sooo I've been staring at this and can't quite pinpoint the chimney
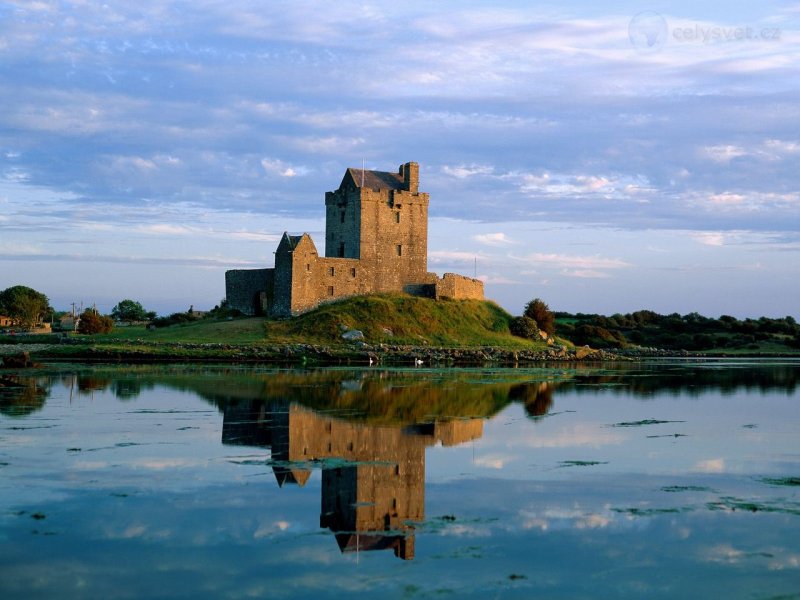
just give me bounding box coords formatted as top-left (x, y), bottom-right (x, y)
top-left (400, 162), bottom-right (419, 193)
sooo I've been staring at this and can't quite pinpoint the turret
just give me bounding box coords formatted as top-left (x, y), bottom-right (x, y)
top-left (400, 162), bottom-right (419, 193)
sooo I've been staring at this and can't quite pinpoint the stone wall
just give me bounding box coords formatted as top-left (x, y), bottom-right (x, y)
top-left (434, 273), bottom-right (485, 301)
top-left (288, 252), bottom-right (371, 316)
top-left (325, 186), bottom-right (362, 259)
top-left (226, 161), bottom-right (484, 317)
top-left (225, 268), bottom-right (274, 316)
top-left (357, 188), bottom-right (429, 291)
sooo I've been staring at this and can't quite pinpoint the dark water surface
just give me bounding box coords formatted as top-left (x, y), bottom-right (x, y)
top-left (1, 360), bottom-right (799, 599)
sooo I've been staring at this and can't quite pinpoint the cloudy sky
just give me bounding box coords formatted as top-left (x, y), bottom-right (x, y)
top-left (1, 0), bottom-right (798, 317)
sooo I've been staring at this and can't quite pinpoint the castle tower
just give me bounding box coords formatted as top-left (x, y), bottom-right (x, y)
top-left (225, 160), bottom-right (483, 317)
top-left (325, 162), bottom-right (429, 291)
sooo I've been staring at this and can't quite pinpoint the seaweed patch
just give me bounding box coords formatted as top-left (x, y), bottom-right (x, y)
top-left (611, 419), bottom-right (685, 427)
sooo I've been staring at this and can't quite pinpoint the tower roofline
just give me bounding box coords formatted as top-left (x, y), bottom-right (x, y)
top-left (339, 161), bottom-right (419, 193)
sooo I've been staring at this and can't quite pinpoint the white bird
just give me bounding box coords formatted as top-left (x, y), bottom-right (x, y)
top-left (368, 356), bottom-right (374, 366)
top-left (415, 358), bottom-right (424, 366)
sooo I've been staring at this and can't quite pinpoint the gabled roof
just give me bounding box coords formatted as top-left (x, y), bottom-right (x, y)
top-left (283, 234), bottom-right (305, 250)
top-left (273, 466), bottom-right (311, 487)
top-left (276, 232), bottom-right (318, 254)
top-left (344, 168), bottom-right (405, 191)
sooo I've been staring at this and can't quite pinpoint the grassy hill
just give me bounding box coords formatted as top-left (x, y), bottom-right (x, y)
top-left (270, 294), bottom-right (539, 348)
top-left (60, 294), bottom-right (550, 350)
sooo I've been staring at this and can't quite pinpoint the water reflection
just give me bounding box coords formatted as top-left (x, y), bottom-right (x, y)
top-left (4, 360), bottom-right (798, 420)
top-left (2, 362), bottom-right (800, 598)
top-left (222, 400), bottom-right (482, 559)
top-left (0, 375), bottom-right (49, 417)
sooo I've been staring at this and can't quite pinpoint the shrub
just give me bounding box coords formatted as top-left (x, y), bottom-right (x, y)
top-left (523, 298), bottom-right (555, 335)
top-left (77, 310), bottom-right (113, 334)
top-left (572, 324), bottom-right (627, 348)
top-left (509, 316), bottom-right (540, 339)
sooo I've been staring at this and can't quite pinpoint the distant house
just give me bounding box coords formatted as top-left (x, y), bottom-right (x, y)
top-left (0, 315), bottom-right (12, 327)
top-left (59, 314), bottom-right (79, 331)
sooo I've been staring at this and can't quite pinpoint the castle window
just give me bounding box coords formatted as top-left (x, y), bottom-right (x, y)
top-left (340, 211), bottom-right (345, 224)
top-left (328, 286), bottom-right (334, 296)
top-left (339, 242), bottom-right (345, 257)
top-left (396, 244), bottom-right (402, 256)
top-left (328, 266), bottom-right (335, 276)
top-left (306, 264), bottom-right (311, 271)
top-left (350, 267), bottom-right (356, 277)
top-left (395, 212), bottom-right (400, 224)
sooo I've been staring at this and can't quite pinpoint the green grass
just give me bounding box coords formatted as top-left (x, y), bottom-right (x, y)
top-left (268, 294), bottom-right (543, 348)
top-left (87, 318), bottom-right (269, 344)
top-left (55, 294), bottom-right (547, 350)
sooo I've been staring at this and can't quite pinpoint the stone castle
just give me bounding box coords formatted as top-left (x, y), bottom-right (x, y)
top-left (222, 400), bottom-right (484, 560)
top-left (225, 161), bottom-right (484, 317)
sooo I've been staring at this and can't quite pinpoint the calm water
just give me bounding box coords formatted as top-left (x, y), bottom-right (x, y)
top-left (1, 361), bottom-right (799, 599)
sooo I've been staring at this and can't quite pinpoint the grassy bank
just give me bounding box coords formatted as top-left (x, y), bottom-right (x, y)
top-left (5, 295), bottom-right (569, 364)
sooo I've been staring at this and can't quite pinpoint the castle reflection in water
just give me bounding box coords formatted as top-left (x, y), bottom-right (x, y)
top-left (221, 400), bottom-right (483, 560)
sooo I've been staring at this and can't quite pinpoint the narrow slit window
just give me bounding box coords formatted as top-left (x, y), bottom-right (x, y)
top-left (396, 244), bottom-right (402, 256)
top-left (328, 266), bottom-right (335, 276)
top-left (328, 286), bottom-right (334, 296)
top-left (340, 211), bottom-right (345, 224)
top-left (350, 267), bottom-right (356, 277)
top-left (339, 242), bottom-right (345, 257)
top-left (306, 263), bottom-right (311, 271)
top-left (395, 212), bottom-right (400, 224)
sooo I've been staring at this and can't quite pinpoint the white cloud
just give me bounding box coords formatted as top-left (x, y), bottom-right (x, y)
top-left (707, 192), bottom-right (746, 206)
top-left (254, 520), bottom-right (291, 539)
top-left (519, 506), bottom-right (615, 533)
top-left (518, 253), bottom-right (631, 271)
top-left (478, 274), bottom-right (520, 285)
top-left (768, 553), bottom-right (800, 571)
top-left (473, 232), bottom-right (514, 246)
top-left (429, 250), bottom-right (486, 264)
top-left (576, 514), bottom-right (611, 529)
top-left (693, 458), bottom-right (725, 473)
top-left (702, 145), bottom-right (747, 163)
top-left (474, 454), bottom-right (511, 469)
top-left (692, 232), bottom-right (726, 246)
top-left (516, 171), bottom-right (652, 200)
top-left (514, 424), bottom-right (624, 449)
top-left (138, 224), bottom-right (194, 235)
top-left (703, 544), bottom-right (747, 564)
top-left (701, 139), bottom-right (800, 165)
top-left (261, 157), bottom-right (308, 178)
top-left (284, 136), bottom-right (365, 154)
top-left (229, 231), bottom-right (282, 242)
top-left (442, 164), bottom-right (494, 179)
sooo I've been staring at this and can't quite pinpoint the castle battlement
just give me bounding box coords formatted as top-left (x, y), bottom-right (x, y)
top-left (226, 161), bottom-right (484, 316)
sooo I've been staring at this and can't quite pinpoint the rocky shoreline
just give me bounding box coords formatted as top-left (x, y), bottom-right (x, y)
top-left (3, 339), bottom-right (796, 368)
top-left (2, 339), bottom-right (626, 367)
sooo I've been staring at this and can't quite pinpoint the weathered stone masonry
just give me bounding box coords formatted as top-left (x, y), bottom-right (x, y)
top-left (226, 162), bottom-right (484, 316)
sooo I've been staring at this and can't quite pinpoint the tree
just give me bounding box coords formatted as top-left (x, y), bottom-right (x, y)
top-left (0, 285), bottom-right (50, 329)
top-left (111, 299), bottom-right (151, 323)
top-left (523, 298), bottom-right (555, 335)
top-left (77, 309), bottom-right (114, 334)
top-left (509, 316), bottom-right (540, 339)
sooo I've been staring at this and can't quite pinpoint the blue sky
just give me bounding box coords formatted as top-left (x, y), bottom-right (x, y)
top-left (1, 1), bottom-right (798, 317)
